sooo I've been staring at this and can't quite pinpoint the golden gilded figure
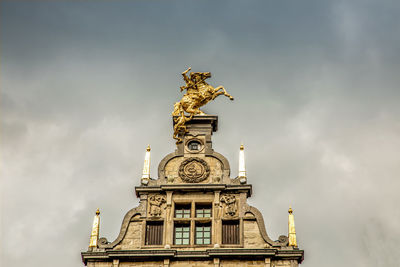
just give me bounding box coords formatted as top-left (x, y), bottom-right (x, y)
top-left (172, 67), bottom-right (234, 143)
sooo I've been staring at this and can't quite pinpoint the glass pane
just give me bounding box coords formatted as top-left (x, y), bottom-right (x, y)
top-left (204, 232), bottom-right (210, 238)
top-left (196, 239), bottom-right (203, 244)
top-left (175, 224), bottom-right (190, 245)
top-left (196, 205), bottom-right (212, 218)
top-left (175, 205), bottom-right (191, 218)
top-left (204, 238), bottom-right (210, 244)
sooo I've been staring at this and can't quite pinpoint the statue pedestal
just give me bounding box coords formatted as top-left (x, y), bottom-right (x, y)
top-left (173, 115), bottom-right (218, 154)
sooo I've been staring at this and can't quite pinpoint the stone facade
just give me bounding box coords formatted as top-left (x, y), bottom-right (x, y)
top-left (82, 116), bottom-right (304, 266)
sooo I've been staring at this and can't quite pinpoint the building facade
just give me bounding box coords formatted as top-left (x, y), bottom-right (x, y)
top-left (81, 115), bottom-right (304, 267)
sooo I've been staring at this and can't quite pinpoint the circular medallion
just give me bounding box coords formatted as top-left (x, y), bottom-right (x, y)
top-left (179, 157), bottom-right (210, 183)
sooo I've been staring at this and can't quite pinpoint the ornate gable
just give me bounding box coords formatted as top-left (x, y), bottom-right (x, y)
top-left (81, 69), bottom-right (304, 267)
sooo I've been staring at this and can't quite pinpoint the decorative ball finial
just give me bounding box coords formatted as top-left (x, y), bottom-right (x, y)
top-left (240, 144), bottom-right (244, 150)
top-left (146, 144), bottom-right (151, 152)
top-left (96, 208), bottom-right (100, 215)
top-left (288, 206), bottom-right (293, 214)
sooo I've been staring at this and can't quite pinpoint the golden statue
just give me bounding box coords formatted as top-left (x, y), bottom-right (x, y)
top-left (172, 67), bottom-right (234, 143)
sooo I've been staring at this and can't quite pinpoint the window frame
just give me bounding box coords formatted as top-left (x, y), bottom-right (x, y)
top-left (173, 201), bottom-right (213, 247)
top-left (222, 219), bottom-right (240, 245)
top-left (173, 222), bottom-right (191, 245)
top-left (195, 203), bottom-right (212, 218)
top-left (174, 203), bottom-right (191, 219)
top-left (145, 220), bottom-right (164, 246)
top-left (195, 222), bottom-right (212, 245)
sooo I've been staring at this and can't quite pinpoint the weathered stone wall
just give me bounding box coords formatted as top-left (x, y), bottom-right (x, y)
top-left (87, 259), bottom-right (298, 267)
top-left (272, 260), bottom-right (298, 267)
top-left (119, 261), bottom-right (163, 267)
top-left (114, 221), bottom-right (142, 250)
top-left (112, 192), bottom-right (275, 251)
top-left (170, 260), bottom-right (214, 266)
top-left (220, 260), bottom-right (265, 267)
top-left (243, 220), bottom-right (267, 248)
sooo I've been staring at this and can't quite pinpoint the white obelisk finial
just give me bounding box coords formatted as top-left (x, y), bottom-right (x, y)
top-left (288, 206), bottom-right (297, 247)
top-left (89, 208), bottom-right (100, 250)
top-left (141, 145), bottom-right (151, 185)
top-left (239, 144), bottom-right (246, 184)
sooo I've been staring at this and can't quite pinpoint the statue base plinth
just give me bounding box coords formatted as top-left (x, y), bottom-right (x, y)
top-left (172, 115), bottom-right (218, 132)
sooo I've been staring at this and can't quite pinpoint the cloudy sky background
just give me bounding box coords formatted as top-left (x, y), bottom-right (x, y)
top-left (1, 1), bottom-right (400, 266)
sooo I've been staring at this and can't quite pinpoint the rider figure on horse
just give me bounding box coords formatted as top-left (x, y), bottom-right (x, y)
top-left (172, 67), bottom-right (234, 143)
top-left (180, 67), bottom-right (205, 102)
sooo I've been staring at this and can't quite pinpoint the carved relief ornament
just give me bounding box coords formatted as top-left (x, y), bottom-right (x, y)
top-left (178, 157), bottom-right (210, 183)
top-left (220, 194), bottom-right (237, 217)
top-left (148, 194), bottom-right (166, 217)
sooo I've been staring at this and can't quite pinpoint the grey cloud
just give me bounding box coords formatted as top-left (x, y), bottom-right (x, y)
top-left (2, 1), bottom-right (400, 267)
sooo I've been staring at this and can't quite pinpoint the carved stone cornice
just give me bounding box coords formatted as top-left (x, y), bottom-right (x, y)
top-left (82, 248), bottom-right (304, 265)
top-left (135, 184), bottom-right (252, 197)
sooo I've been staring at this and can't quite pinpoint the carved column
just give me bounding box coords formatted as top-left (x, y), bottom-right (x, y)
top-left (213, 258), bottom-right (220, 267)
top-left (264, 258), bottom-right (271, 267)
top-left (140, 194), bottom-right (148, 217)
top-left (214, 191), bottom-right (221, 245)
top-left (239, 192), bottom-right (247, 217)
top-left (165, 191), bottom-right (173, 246)
top-left (112, 259), bottom-right (119, 267)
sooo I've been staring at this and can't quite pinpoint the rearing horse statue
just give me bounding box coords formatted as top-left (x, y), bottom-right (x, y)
top-left (172, 67), bottom-right (234, 143)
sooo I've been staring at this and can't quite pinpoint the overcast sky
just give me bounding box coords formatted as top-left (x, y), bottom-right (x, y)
top-left (1, 1), bottom-right (400, 266)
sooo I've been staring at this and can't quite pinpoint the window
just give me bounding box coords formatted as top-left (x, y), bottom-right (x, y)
top-left (196, 204), bottom-right (212, 218)
top-left (173, 202), bottom-right (213, 246)
top-left (222, 220), bottom-right (240, 244)
top-left (174, 223), bottom-right (190, 245)
top-left (195, 223), bottom-right (211, 244)
top-left (187, 140), bottom-right (201, 151)
top-left (175, 204), bottom-right (191, 218)
top-left (145, 221), bottom-right (163, 245)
